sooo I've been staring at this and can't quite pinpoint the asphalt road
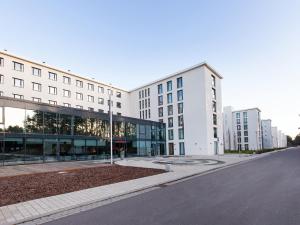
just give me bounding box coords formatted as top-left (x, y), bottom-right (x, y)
top-left (45, 148), bottom-right (300, 225)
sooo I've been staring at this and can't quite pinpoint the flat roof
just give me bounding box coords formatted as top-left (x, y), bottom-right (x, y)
top-left (232, 107), bottom-right (261, 113)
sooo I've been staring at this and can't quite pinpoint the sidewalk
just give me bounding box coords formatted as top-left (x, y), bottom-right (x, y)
top-left (0, 152), bottom-right (275, 225)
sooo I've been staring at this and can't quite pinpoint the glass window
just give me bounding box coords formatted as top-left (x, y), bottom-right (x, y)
top-left (212, 101), bottom-right (216, 113)
top-left (244, 131), bottom-right (248, 136)
top-left (179, 128), bottom-right (184, 140)
top-left (63, 103), bottom-right (71, 107)
top-left (4, 107), bottom-right (25, 133)
top-left (167, 93), bottom-right (173, 104)
top-left (98, 98), bottom-right (104, 104)
top-left (243, 112), bottom-right (248, 118)
top-left (158, 95), bottom-right (163, 105)
top-left (48, 86), bottom-right (57, 95)
top-left (32, 97), bottom-right (41, 102)
top-left (177, 90), bottom-right (183, 101)
top-left (63, 89), bottom-right (71, 98)
top-left (142, 90), bottom-right (144, 98)
top-left (0, 57), bottom-right (3, 66)
top-left (0, 74), bottom-right (3, 83)
top-left (147, 88), bottom-right (150, 96)
top-left (13, 61), bottom-right (24, 72)
top-left (76, 105), bottom-right (83, 109)
top-left (88, 107), bottom-right (94, 111)
top-left (168, 105), bottom-right (173, 116)
top-left (244, 137), bottom-right (248, 143)
top-left (13, 78), bottom-right (24, 88)
top-left (13, 94), bottom-right (23, 99)
top-left (167, 81), bottom-right (172, 92)
top-left (58, 114), bottom-right (72, 135)
top-left (107, 100), bottom-right (113, 106)
top-left (177, 77), bottom-right (183, 89)
top-left (245, 144), bottom-right (249, 150)
top-left (178, 102), bottom-right (183, 114)
top-left (116, 92), bottom-right (121, 98)
top-left (237, 118), bottom-right (240, 124)
top-left (98, 86), bottom-right (104, 93)
top-left (168, 129), bottom-right (174, 140)
top-left (237, 125), bottom-right (241, 130)
top-left (63, 76), bottom-right (71, 84)
top-left (212, 88), bottom-right (216, 100)
top-left (139, 91), bottom-right (141, 99)
top-left (108, 89), bottom-right (113, 95)
top-left (158, 84), bottom-right (163, 94)
top-left (44, 112), bottom-right (57, 134)
top-left (76, 80), bottom-right (83, 88)
top-left (179, 142), bottom-right (185, 155)
top-left (0, 91), bottom-right (3, 96)
top-left (244, 125), bottom-right (248, 130)
top-left (26, 138), bottom-right (43, 162)
top-left (32, 67), bottom-right (41, 76)
top-left (48, 100), bottom-right (57, 105)
top-left (148, 98), bottom-right (150, 107)
top-left (48, 72), bottom-right (57, 81)
top-left (88, 95), bottom-right (94, 102)
top-left (88, 83), bottom-right (94, 91)
top-left (148, 109), bottom-right (151, 118)
top-left (237, 131), bottom-right (241, 136)
top-left (213, 127), bottom-right (218, 138)
top-left (76, 92), bottom-right (83, 100)
top-left (116, 102), bottom-right (121, 108)
top-left (32, 82), bottom-right (41, 92)
top-left (178, 115), bottom-right (184, 127)
top-left (236, 113), bottom-right (240, 118)
top-left (211, 75), bottom-right (216, 87)
top-left (213, 114), bottom-right (217, 125)
top-left (168, 117), bottom-right (173, 128)
top-left (158, 107), bottom-right (163, 117)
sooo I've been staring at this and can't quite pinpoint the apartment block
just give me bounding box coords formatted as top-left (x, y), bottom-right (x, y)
top-left (261, 119), bottom-right (273, 149)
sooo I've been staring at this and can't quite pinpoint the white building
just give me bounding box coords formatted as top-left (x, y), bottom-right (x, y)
top-left (223, 107), bottom-right (262, 151)
top-left (271, 126), bottom-right (279, 148)
top-left (261, 119), bottom-right (273, 149)
top-left (0, 51), bottom-right (223, 156)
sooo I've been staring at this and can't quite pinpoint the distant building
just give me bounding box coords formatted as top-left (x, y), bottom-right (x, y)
top-left (261, 120), bottom-right (273, 149)
top-left (271, 127), bottom-right (279, 148)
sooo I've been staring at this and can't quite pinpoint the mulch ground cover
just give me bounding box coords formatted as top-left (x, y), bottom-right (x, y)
top-left (0, 164), bottom-right (165, 207)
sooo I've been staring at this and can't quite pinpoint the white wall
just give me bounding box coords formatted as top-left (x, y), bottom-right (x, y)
top-left (261, 120), bottom-right (273, 149)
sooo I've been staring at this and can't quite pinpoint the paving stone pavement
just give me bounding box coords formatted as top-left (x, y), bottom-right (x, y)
top-left (0, 151), bottom-right (284, 225)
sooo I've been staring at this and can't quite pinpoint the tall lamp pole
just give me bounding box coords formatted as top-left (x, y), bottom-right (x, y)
top-left (109, 90), bottom-right (113, 164)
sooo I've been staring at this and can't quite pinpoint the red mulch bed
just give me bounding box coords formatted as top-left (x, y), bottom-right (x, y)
top-left (0, 164), bottom-right (165, 207)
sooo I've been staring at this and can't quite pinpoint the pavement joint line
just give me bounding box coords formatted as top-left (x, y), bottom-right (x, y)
top-left (10, 149), bottom-right (285, 225)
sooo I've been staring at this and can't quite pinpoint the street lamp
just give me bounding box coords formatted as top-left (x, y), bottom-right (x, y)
top-left (109, 89), bottom-right (113, 164)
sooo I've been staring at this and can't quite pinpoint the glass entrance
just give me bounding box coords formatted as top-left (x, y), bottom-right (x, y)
top-left (44, 139), bottom-right (58, 162)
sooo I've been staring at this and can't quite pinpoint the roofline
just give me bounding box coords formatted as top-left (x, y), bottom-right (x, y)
top-left (0, 51), bottom-right (129, 93)
top-left (129, 62), bottom-right (223, 92)
top-left (232, 107), bottom-right (261, 113)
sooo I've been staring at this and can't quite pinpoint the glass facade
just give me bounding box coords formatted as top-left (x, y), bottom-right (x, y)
top-left (0, 97), bottom-right (166, 166)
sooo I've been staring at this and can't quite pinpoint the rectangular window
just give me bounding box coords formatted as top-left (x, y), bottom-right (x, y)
top-left (13, 94), bottom-right (23, 99)
top-left (63, 76), bottom-right (71, 84)
top-left (168, 117), bottom-right (173, 128)
top-left (76, 92), bottom-right (83, 100)
top-left (63, 103), bottom-right (71, 107)
top-left (244, 131), bottom-right (248, 136)
top-left (237, 118), bottom-right (240, 124)
top-left (32, 82), bottom-right (41, 92)
top-left (142, 90), bottom-right (144, 98)
top-left (116, 91), bottom-right (121, 98)
top-left (179, 142), bottom-right (185, 155)
top-left (98, 109), bottom-right (104, 113)
top-left (244, 125), bottom-right (248, 130)
top-left (32, 67), bottom-right (41, 76)
top-left (107, 100), bottom-right (113, 106)
top-left (148, 98), bottom-right (150, 107)
top-left (148, 88), bottom-right (150, 96)
top-left (177, 90), bottom-right (183, 101)
top-left (179, 128), bottom-right (184, 140)
top-left (48, 100), bottom-right (57, 105)
top-left (212, 88), bottom-right (216, 100)
top-left (168, 105), bottom-right (173, 116)
top-left (76, 105), bottom-right (83, 109)
top-left (116, 102), bottom-right (121, 108)
top-left (139, 101), bottom-right (141, 109)
top-left (213, 127), bottom-right (218, 138)
top-left (178, 102), bottom-right (183, 114)
top-left (142, 100), bottom-right (144, 109)
top-left (88, 107), bottom-right (94, 111)
top-left (244, 137), bottom-right (249, 143)
top-left (167, 93), bottom-right (173, 104)
top-left (158, 84), bottom-right (163, 94)
top-left (148, 109), bottom-right (151, 118)
top-left (0, 58), bottom-right (3, 67)
top-left (107, 89), bottom-right (113, 95)
top-left (167, 81), bottom-right (172, 92)
top-left (211, 75), bottom-right (216, 87)
top-left (213, 114), bottom-right (217, 125)
top-left (144, 99), bottom-right (147, 108)
top-left (98, 98), bottom-right (104, 104)
top-left (177, 77), bottom-right (183, 89)
top-left (168, 129), bottom-right (174, 140)
top-left (158, 95), bottom-right (163, 106)
top-left (237, 131), bottom-right (241, 137)
top-left (145, 109), bottom-right (148, 119)
top-left (13, 78), bottom-right (24, 88)
top-left (0, 74), bottom-right (4, 84)
top-left (49, 72), bottom-right (57, 81)
top-left (236, 113), bottom-right (240, 118)
top-left (32, 97), bottom-right (41, 102)
top-left (88, 83), bottom-right (94, 91)
top-left (178, 115), bottom-right (184, 127)
top-left (88, 95), bottom-right (94, 102)
top-left (245, 144), bottom-right (249, 150)
top-left (0, 91), bottom-right (3, 96)
top-left (117, 112), bottom-right (121, 116)
top-left (212, 101), bottom-right (216, 113)
top-left (98, 86), bottom-right (104, 93)
top-left (63, 89), bottom-right (71, 98)
top-left (237, 125), bottom-right (241, 130)
top-left (158, 107), bottom-right (163, 117)
top-left (243, 112), bottom-right (248, 118)
top-left (76, 80), bottom-right (83, 88)
top-left (48, 86), bottom-right (57, 95)
top-left (13, 61), bottom-right (24, 72)
top-left (139, 91), bottom-right (141, 99)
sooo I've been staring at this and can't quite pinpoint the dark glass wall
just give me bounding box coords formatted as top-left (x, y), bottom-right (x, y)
top-left (0, 97), bottom-right (166, 166)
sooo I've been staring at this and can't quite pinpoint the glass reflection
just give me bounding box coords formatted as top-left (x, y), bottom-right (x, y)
top-left (4, 107), bottom-right (25, 133)
top-left (25, 110), bottom-right (43, 134)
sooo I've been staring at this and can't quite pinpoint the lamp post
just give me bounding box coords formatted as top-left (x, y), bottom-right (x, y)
top-left (109, 90), bottom-right (113, 164)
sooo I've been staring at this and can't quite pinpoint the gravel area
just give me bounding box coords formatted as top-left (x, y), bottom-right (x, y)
top-left (0, 164), bottom-right (165, 207)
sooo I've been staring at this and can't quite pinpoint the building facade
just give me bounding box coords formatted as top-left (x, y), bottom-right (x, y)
top-left (271, 126), bottom-right (279, 148)
top-left (0, 51), bottom-right (223, 159)
top-left (261, 119), bottom-right (273, 149)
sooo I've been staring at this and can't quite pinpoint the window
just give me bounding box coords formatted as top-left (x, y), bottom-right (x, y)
top-left (117, 112), bottom-right (122, 116)
top-left (177, 90), bottom-right (183, 101)
top-left (158, 95), bottom-right (163, 105)
top-left (243, 112), bottom-right (248, 118)
top-left (238, 144), bottom-right (242, 150)
top-left (237, 118), bottom-right (240, 124)
top-left (144, 89), bottom-right (147, 97)
top-left (76, 105), bottom-right (83, 109)
top-left (142, 100), bottom-right (144, 109)
top-left (76, 80), bottom-right (83, 88)
top-left (158, 107), bottom-right (163, 117)
top-left (212, 88), bottom-right (216, 100)
top-left (107, 100), bottom-right (113, 106)
top-left (167, 81), bottom-right (172, 92)
top-left (213, 114), bottom-right (217, 125)
top-left (13, 94), bottom-right (23, 99)
top-left (88, 83), bottom-right (94, 91)
top-left (158, 84), bottom-right (163, 94)
top-left (177, 77), bottom-right (183, 89)
top-left (148, 98), bottom-right (150, 107)
top-left (0, 74), bottom-right (4, 84)
top-left (167, 105), bottom-right (173, 116)
top-left (211, 75), bottom-right (216, 87)
top-left (0, 91), bottom-right (2, 96)
top-left (244, 131), bottom-right (248, 136)
top-left (178, 115), bottom-right (184, 127)
top-left (144, 99), bottom-right (147, 108)
top-left (212, 101), bottom-right (216, 113)
top-left (213, 127), bottom-right (218, 138)
top-left (98, 98), bottom-right (104, 104)
top-left (32, 82), bottom-right (41, 92)
top-left (98, 86), bottom-right (104, 93)
top-left (98, 109), bottom-right (104, 113)
top-left (32, 67), bottom-right (41, 76)
top-left (76, 92), bottom-right (83, 100)
top-left (116, 102), bottom-right (121, 108)
top-left (13, 78), bottom-right (24, 88)
top-left (179, 128), bottom-right (184, 140)
top-left (142, 90), bottom-right (144, 98)
top-left (48, 86), bottom-right (57, 95)
top-left (167, 93), bottom-right (173, 104)
top-left (139, 91), bottom-right (141, 99)
top-left (244, 137), bottom-right (249, 143)
top-left (243, 117), bottom-right (248, 124)
top-left (88, 95), bottom-right (94, 102)
top-left (116, 91), bottom-right (121, 98)
top-left (0, 58), bottom-right (3, 67)
top-left (139, 101), bottom-right (141, 109)
top-left (168, 117), bottom-right (173, 128)
top-left (236, 113), bottom-right (240, 118)
top-left (88, 107), bottom-right (94, 111)
top-left (237, 131), bottom-right (241, 136)
top-left (178, 102), bottom-right (183, 114)
top-left (63, 76), bottom-right (71, 84)
top-left (32, 97), bottom-right (41, 102)
top-left (147, 88), bottom-right (150, 96)
top-left (107, 89), bottom-right (113, 95)
top-left (244, 125), bottom-right (248, 130)
top-left (145, 109), bottom-right (148, 119)
top-left (49, 72), bottom-right (57, 81)
top-left (159, 119), bottom-right (163, 123)
top-left (179, 142), bottom-right (185, 155)
top-left (237, 125), bottom-right (241, 130)
top-left (148, 109), bottom-right (151, 118)
top-left (63, 89), bottom-right (71, 98)
top-left (168, 129), bottom-right (174, 140)
top-left (48, 100), bottom-right (57, 105)
top-left (63, 103), bottom-right (71, 107)
top-left (245, 144), bottom-right (249, 150)
top-left (13, 62), bottom-right (24, 72)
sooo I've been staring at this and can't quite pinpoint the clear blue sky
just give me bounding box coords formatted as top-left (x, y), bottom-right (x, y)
top-left (1, 0), bottom-right (300, 137)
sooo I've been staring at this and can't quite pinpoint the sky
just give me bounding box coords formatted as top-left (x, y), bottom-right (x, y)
top-left (0, 0), bottom-right (300, 137)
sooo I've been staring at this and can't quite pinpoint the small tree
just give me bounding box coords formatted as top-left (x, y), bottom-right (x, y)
top-left (287, 135), bottom-right (294, 146)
